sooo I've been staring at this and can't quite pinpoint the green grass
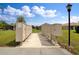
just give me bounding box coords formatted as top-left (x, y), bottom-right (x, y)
top-left (32, 28), bottom-right (41, 33)
top-left (0, 30), bottom-right (16, 46)
top-left (56, 30), bottom-right (79, 54)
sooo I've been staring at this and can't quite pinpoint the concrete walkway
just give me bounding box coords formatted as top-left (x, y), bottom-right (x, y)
top-left (20, 33), bottom-right (42, 47)
top-left (16, 33), bottom-right (71, 55)
top-left (0, 33), bottom-right (72, 55)
top-left (0, 47), bottom-right (72, 55)
top-left (20, 33), bottom-right (59, 48)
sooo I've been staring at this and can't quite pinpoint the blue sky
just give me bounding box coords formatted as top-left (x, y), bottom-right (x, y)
top-left (0, 3), bottom-right (79, 25)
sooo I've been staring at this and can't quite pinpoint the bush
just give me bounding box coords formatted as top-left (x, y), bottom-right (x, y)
top-left (75, 26), bottom-right (79, 33)
top-left (17, 16), bottom-right (25, 23)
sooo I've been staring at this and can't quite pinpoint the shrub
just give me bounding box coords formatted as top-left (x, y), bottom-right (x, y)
top-left (75, 26), bottom-right (79, 33)
top-left (17, 16), bottom-right (25, 23)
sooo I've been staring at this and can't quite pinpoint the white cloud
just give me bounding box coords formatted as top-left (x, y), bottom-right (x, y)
top-left (22, 6), bottom-right (31, 12)
top-left (32, 6), bottom-right (57, 18)
top-left (24, 12), bottom-right (35, 17)
top-left (61, 16), bottom-right (79, 23)
top-left (0, 15), bottom-right (9, 21)
top-left (0, 15), bottom-right (16, 23)
top-left (43, 10), bottom-right (57, 18)
top-left (70, 16), bottom-right (79, 23)
top-left (3, 5), bottom-right (57, 18)
top-left (16, 9), bottom-right (24, 16)
top-left (0, 5), bottom-right (59, 24)
top-left (4, 5), bottom-right (16, 16)
top-left (22, 5), bottom-right (35, 17)
top-left (4, 5), bottom-right (34, 17)
top-left (32, 6), bottom-right (45, 15)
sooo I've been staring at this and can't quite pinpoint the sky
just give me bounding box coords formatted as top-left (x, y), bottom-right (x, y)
top-left (0, 3), bottom-right (79, 26)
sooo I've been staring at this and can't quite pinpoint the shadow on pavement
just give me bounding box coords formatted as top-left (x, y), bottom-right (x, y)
top-left (38, 33), bottom-right (54, 46)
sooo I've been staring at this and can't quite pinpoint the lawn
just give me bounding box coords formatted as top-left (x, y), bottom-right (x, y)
top-left (0, 30), bottom-right (16, 46)
top-left (56, 30), bottom-right (79, 54)
top-left (32, 28), bottom-right (41, 33)
top-left (0, 29), bottom-right (41, 46)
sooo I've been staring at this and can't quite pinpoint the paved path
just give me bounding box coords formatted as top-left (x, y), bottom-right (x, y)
top-left (20, 33), bottom-right (58, 48)
top-left (0, 47), bottom-right (72, 55)
top-left (20, 33), bottom-right (42, 47)
top-left (18, 33), bottom-right (72, 55)
top-left (0, 33), bottom-right (72, 55)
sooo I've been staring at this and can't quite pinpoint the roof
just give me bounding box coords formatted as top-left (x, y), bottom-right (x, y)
top-left (62, 23), bottom-right (79, 26)
top-left (42, 23), bottom-right (62, 26)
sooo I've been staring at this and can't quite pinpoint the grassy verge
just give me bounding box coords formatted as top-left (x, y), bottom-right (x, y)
top-left (32, 28), bottom-right (41, 33)
top-left (0, 30), bottom-right (16, 47)
top-left (56, 30), bottom-right (79, 54)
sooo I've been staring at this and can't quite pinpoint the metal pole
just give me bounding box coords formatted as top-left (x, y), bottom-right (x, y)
top-left (68, 11), bottom-right (70, 47)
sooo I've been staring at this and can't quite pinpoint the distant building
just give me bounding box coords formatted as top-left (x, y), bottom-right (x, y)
top-left (62, 22), bottom-right (79, 30)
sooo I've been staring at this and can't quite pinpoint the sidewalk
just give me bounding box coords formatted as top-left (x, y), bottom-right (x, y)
top-left (0, 33), bottom-right (72, 55)
top-left (0, 47), bottom-right (72, 55)
top-left (20, 33), bottom-right (58, 48)
top-left (20, 33), bottom-right (42, 47)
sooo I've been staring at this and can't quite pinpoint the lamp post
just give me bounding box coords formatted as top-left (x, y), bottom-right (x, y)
top-left (66, 3), bottom-right (72, 47)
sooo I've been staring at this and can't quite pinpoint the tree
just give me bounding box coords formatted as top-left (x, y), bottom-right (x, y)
top-left (17, 16), bottom-right (25, 23)
top-left (75, 26), bottom-right (79, 33)
top-left (0, 20), bottom-right (8, 29)
top-left (10, 23), bottom-right (16, 27)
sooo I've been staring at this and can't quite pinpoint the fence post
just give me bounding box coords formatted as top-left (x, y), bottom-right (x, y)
top-left (16, 21), bottom-right (23, 43)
